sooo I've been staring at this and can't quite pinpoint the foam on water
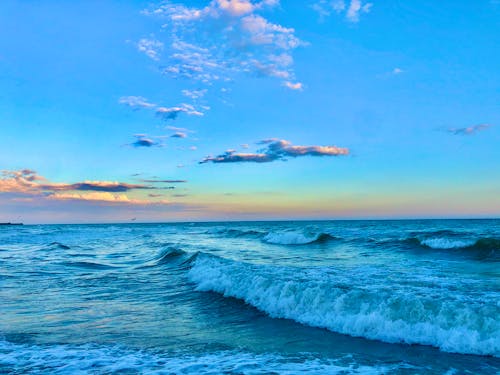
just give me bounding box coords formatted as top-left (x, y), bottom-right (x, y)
top-left (262, 231), bottom-right (334, 245)
top-left (420, 238), bottom-right (477, 249)
top-left (0, 339), bottom-right (402, 374)
top-left (188, 253), bottom-right (500, 357)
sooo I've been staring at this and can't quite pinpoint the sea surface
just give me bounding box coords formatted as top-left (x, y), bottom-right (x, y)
top-left (0, 219), bottom-right (499, 374)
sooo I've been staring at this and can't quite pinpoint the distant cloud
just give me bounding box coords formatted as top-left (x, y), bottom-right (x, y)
top-left (346, 0), bottom-right (372, 22)
top-left (137, 38), bottom-right (164, 61)
top-left (200, 139), bottom-right (349, 163)
top-left (141, 179), bottom-right (187, 183)
top-left (119, 96), bottom-right (156, 109)
top-left (283, 81), bottom-right (303, 90)
top-left (171, 132), bottom-right (187, 138)
top-left (392, 67), bottom-right (403, 75)
top-left (119, 96), bottom-right (205, 126)
top-left (182, 89), bottom-right (208, 99)
top-left (47, 182), bottom-right (154, 193)
top-left (312, 0), bottom-right (372, 23)
top-left (0, 170), bottom-right (162, 193)
top-left (130, 134), bottom-right (162, 147)
top-left (166, 126), bottom-right (194, 133)
top-left (0, 169), bottom-right (176, 207)
top-left (156, 103), bottom-right (204, 121)
top-left (48, 192), bottom-right (169, 205)
top-left (448, 124), bottom-right (492, 135)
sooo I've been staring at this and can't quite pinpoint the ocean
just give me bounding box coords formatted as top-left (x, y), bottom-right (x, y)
top-left (0, 219), bottom-right (499, 374)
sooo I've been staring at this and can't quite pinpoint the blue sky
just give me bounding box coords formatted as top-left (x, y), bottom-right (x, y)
top-left (0, 0), bottom-right (499, 223)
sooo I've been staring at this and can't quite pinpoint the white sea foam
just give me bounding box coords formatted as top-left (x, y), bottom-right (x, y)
top-left (420, 238), bottom-right (476, 249)
top-left (263, 231), bottom-right (331, 245)
top-left (0, 340), bottom-right (400, 374)
top-left (188, 254), bottom-right (500, 357)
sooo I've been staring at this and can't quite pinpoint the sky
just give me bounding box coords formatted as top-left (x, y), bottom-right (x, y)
top-left (0, 0), bottom-right (499, 223)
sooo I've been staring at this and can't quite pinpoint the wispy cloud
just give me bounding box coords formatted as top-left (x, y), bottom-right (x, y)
top-left (448, 124), bottom-right (492, 135)
top-left (137, 38), bottom-right (164, 61)
top-left (182, 89), bottom-right (208, 99)
top-left (140, 179), bottom-right (187, 183)
top-left (142, 0), bottom-right (304, 89)
top-left (200, 138), bottom-right (349, 163)
top-left (156, 103), bottom-right (204, 121)
top-left (312, 0), bottom-right (372, 23)
top-left (166, 125), bottom-right (195, 133)
top-left (119, 96), bottom-right (156, 109)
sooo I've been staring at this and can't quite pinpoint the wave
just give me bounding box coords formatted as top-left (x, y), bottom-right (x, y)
top-left (0, 340), bottom-right (401, 374)
top-left (205, 228), bottom-right (264, 237)
top-left (206, 227), bottom-right (337, 245)
top-left (398, 236), bottom-right (500, 259)
top-left (419, 238), bottom-right (477, 249)
top-left (188, 253), bottom-right (500, 357)
top-left (48, 242), bottom-right (70, 250)
top-left (262, 231), bottom-right (336, 245)
top-left (60, 261), bottom-right (116, 270)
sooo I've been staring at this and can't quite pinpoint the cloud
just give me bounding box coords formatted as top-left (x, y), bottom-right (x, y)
top-left (0, 170), bottom-right (165, 194)
top-left (448, 124), bottom-right (492, 135)
top-left (156, 103), bottom-right (204, 121)
top-left (119, 97), bottom-right (204, 126)
top-left (200, 139), bottom-right (349, 163)
top-left (171, 132), bottom-right (187, 138)
top-left (48, 192), bottom-right (169, 205)
top-left (130, 134), bottom-right (162, 147)
top-left (182, 89), bottom-right (208, 100)
top-left (283, 81), bottom-right (303, 90)
top-left (119, 96), bottom-right (156, 109)
top-left (142, 0), bottom-right (304, 88)
top-left (312, 0), bottom-right (372, 23)
top-left (0, 169), bottom-right (178, 208)
top-left (166, 125), bottom-right (195, 133)
top-left (392, 67), bottom-right (403, 75)
top-left (346, 0), bottom-right (372, 22)
top-left (141, 179), bottom-right (187, 183)
top-left (47, 182), bottom-right (155, 193)
top-left (137, 38), bottom-right (164, 61)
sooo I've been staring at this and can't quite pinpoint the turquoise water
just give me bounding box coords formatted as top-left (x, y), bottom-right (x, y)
top-left (1, 220), bottom-right (499, 374)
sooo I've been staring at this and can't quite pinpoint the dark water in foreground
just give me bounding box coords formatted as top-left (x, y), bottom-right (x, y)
top-left (0, 219), bottom-right (499, 374)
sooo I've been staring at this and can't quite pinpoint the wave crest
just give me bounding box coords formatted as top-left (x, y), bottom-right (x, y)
top-left (188, 253), bottom-right (500, 357)
top-left (262, 231), bottom-right (335, 245)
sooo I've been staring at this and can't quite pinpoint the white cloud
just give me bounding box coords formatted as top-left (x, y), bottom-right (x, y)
top-left (182, 89), bottom-right (208, 99)
top-left (137, 38), bottom-right (164, 60)
top-left (312, 0), bottom-right (372, 23)
top-left (119, 96), bottom-right (156, 109)
top-left (346, 0), bottom-right (372, 22)
top-left (283, 81), bottom-right (303, 90)
top-left (142, 0), bottom-right (303, 88)
top-left (392, 67), bottom-right (403, 75)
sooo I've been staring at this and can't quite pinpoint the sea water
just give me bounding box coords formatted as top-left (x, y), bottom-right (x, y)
top-left (0, 219), bottom-right (499, 374)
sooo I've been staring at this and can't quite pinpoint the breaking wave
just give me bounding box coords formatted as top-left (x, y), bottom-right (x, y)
top-left (188, 253), bottom-right (500, 357)
top-left (0, 339), bottom-right (401, 375)
top-left (262, 231), bottom-right (336, 245)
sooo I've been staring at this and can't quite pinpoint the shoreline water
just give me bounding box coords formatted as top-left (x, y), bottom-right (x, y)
top-left (1, 219), bottom-right (498, 373)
